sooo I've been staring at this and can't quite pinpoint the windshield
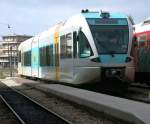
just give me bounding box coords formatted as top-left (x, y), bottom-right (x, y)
top-left (87, 19), bottom-right (129, 54)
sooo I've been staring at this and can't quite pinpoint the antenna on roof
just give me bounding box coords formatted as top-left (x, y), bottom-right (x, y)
top-left (8, 24), bottom-right (11, 29)
top-left (100, 10), bottom-right (110, 18)
top-left (81, 9), bottom-right (89, 13)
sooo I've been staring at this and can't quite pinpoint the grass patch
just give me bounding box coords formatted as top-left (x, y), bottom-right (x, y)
top-left (0, 68), bottom-right (17, 79)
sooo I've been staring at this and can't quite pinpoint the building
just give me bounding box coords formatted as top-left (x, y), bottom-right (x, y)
top-left (0, 35), bottom-right (32, 68)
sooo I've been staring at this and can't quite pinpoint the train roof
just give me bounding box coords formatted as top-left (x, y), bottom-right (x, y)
top-left (81, 10), bottom-right (127, 19)
top-left (19, 11), bottom-right (129, 48)
top-left (134, 17), bottom-right (150, 33)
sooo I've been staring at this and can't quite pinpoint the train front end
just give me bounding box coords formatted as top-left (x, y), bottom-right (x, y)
top-left (83, 10), bottom-right (135, 83)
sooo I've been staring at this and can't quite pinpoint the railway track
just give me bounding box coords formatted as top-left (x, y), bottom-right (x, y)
top-left (126, 84), bottom-right (150, 104)
top-left (0, 82), bottom-right (71, 124)
top-left (0, 95), bottom-right (22, 124)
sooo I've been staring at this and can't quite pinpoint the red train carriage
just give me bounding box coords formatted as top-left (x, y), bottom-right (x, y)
top-left (133, 18), bottom-right (150, 85)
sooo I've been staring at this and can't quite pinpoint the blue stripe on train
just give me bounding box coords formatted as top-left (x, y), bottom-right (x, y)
top-left (99, 54), bottom-right (127, 64)
top-left (31, 47), bottom-right (39, 69)
top-left (83, 12), bottom-right (127, 19)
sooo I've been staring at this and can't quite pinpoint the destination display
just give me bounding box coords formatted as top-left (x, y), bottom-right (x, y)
top-left (87, 18), bottom-right (128, 25)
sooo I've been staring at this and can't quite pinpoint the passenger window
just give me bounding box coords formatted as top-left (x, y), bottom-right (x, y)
top-left (138, 34), bottom-right (147, 47)
top-left (24, 51), bottom-right (31, 66)
top-left (18, 51), bottom-right (21, 62)
top-left (73, 31), bottom-right (77, 58)
top-left (66, 33), bottom-right (72, 58)
top-left (40, 45), bottom-right (53, 66)
top-left (60, 35), bottom-right (66, 58)
top-left (79, 31), bottom-right (93, 58)
top-left (49, 45), bottom-right (54, 66)
top-left (39, 47), bottom-right (45, 66)
top-left (60, 33), bottom-right (72, 58)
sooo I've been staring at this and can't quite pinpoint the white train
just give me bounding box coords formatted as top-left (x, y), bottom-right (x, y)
top-left (18, 10), bottom-right (135, 85)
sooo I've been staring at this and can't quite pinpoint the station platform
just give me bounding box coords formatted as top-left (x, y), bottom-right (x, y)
top-left (1, 77), bottom-right (150, 124)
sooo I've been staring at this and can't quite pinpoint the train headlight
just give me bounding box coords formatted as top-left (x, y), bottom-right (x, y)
top-left (91, 57), bottom-right (101, 63)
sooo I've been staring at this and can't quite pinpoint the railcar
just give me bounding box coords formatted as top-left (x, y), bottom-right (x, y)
top-left (18, 10), bottom-right (135, 85)
top-left (133, 18), bottom-right (150, 85)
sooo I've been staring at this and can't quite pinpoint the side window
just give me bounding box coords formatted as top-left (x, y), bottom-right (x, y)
top-left (49, 45), bottom-right (54, 66)
top-left (40, 47), bottom-right (45, 66)
top-left (73, 32), bottom-right (77, 58)
top-left (21, 53), bottom-right (23, 66)
top-left (18, 51), bottom-right (21, 62)
top-left (46, 46), bottom-right (50, 65)
top-left (147, 33), bottom-right (150, 46)
top-left (60, 35), bottom-right (66, 58)
top-left (60, 33), bottom-right (72, 58)
top-left (137, 34), bottom-right (147, 47)
top-left (40, 45), bottom-right (53, 66)
top-left (66, 33), bottom-right (72, 58)
top-left (24, 51), bottom-right (31, 66)
top-left (79, 31), bottom-right (93, 58)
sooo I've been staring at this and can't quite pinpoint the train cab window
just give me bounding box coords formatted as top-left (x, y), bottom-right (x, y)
top-left (79, 31), bottom-right (93, 58)
top-left (60, 33), bottom-right (72, 58)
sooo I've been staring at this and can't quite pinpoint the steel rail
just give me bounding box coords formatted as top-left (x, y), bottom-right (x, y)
top-left (11, 87), bottom-right (72, 124)
top-left (0, 82), bottom-right (72, 124)
top-left (0, 95), bottom-right (25, 124)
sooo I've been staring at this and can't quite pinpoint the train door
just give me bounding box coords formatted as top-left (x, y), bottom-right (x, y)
top-left (73, 30), bottom-right (95, 84)
top-left (59, 32), bottom-right (73, 82)
top-left (31, 36), bottom-right (39, 78)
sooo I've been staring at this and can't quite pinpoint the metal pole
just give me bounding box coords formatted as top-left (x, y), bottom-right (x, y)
top-left (8, 42), bottom-right (9, 68)
top-left (10, 46), bottom-right (12, 77)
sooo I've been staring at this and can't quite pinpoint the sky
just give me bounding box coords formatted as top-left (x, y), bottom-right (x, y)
top-left (0, 0), bottom-right (150, 38)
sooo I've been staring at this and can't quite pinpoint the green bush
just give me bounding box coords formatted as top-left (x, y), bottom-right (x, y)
top-left (0, 68), bottom-right (17, 79)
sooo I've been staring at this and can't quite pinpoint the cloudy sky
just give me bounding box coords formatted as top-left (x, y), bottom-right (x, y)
top-left (0, 0), bottom-right (149, 37)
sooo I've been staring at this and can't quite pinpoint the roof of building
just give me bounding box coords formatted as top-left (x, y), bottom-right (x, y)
top-left (2, 34), bottom-right (32, 38)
